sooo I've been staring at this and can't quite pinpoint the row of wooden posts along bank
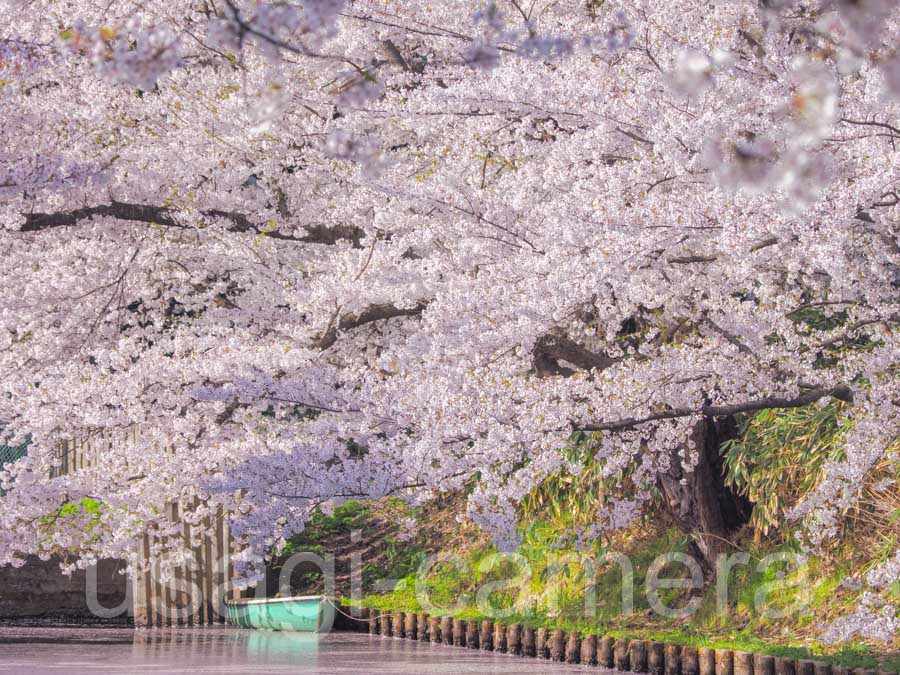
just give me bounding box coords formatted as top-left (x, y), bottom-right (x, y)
top-left (334, 607), bottom-right (898, 675)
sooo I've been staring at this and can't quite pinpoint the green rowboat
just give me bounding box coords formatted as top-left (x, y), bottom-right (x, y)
top-left (225, 595), bottom-right (336, 632)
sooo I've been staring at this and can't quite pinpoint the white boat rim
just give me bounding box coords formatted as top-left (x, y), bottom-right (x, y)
top-left (225, 595), bottom-right (333, 606)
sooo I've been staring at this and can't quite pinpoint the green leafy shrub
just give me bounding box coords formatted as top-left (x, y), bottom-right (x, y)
top-left (721, 403), bottom-right (848, 537)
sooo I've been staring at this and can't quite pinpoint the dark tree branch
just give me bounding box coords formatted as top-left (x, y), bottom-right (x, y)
top-left (532, 331), bottom-right (620, 377)
top-left (703, 319), bottom-right (756, 359)
top-left (661, 236), bottom-right (780, 265)
top-left (840, 117), bottom-right (900, 137)
top-left (576, 385), bottom-right (854, 432)
top-left (750, 236), bottom-right (779, 252)
top-left (667, 254), bottom-right (718, 264)
top-left (616, 126), bottom-right (654, 146)
top-left (19, 201), bottom-right (364, 246)
top-left (816, 314), bottom-right (899, 350)
top-left (317, 301), bottom-right (429, 349)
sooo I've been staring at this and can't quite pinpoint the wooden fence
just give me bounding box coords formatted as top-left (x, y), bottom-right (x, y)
top-left (52, 436), bottom-right (246, 627)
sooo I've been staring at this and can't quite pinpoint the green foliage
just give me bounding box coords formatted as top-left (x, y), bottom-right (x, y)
top-left (789, 306), bottom-right (849, 333)
top-left (721, 403), bottom-right (848, 536)
top-left (280, 500), bottom-right (369, 556)
top-left (281, 498), bottom-right (429, 594)
top-left (786, 306), bottom-right (881, 369)
top-left (520, 431), bottom-right (642, 535)
top-left (37, 497), bottom-right (106, 547)
top-left (341, 406), bottom-right (896, 665)
top-left (522, 433), bottom-right (599, 525)
top-left (356, 525), bottom-right (697, 625)
top-left (59, 496), bottom-right (103, 517)
top-left (372, 533), bottom-right (428, 585)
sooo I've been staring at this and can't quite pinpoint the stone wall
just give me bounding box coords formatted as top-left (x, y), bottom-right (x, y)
top-left (0, 556), bottom-right (128, 621)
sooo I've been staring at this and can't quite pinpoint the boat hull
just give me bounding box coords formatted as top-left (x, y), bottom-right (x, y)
top-left (226, 595), bottom-right (335, 633)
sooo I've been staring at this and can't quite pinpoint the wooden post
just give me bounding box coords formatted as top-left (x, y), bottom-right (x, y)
top-left (756, 656), bottom-right (775, 675)
top-left (797, 661), bottom-right (815, 675)
top-left (166, 502), bottom-right (178, 626)
top-left (550, 629), bottom-right (566, 662)
top-left (523, 627), bottom-right (537, 658)
top-left (369, 610), bottom-right (380, 635)
top-left (440, 616), bottom-right (453, 646)
top-left (202, 513), bottom-right (214, 625)
top-left (565, 631), bottom-right (581, 664)
top-left (700, 648), bottom-right (716, 675)
top-left (683, 647), bottom-right (700, 675)
top-left (581, 634), bottom-right (598, 666)
top-left (493, 622), bottom-right (507, 653)
top-left (393, 611), bottom-right (405, 638)
top-left (813, 663), bottom-right (831, 675)
top-left (152, 532), bottom-right (164, 627)
top-left (131, 533), bottom-right (152, 628)
top-left (186, 509), bottom-right (201, 627)
top-left (480, 620), bottom-right (493, 650)
top-left (600, 637), bottom-right (616, 668)
top-left (537, 627), bottom-right (551, 659)
top-left (717, 651), bottom-right (735, 675)
top-left (775, 659), bottom-right (797, 675)
top-left (191, 497), bottom-right (204, 626)
top-left (631, 639), bottom-right (649, 673)
top-left (462, 619), bottom-right (477, 648)
top-left (214, 506), bottom-right (227, 624)
top-left (379, 612), bottom-right (391, 636)
top-left (666, 644), bottom-right (682, 675)
top-left (650, 642), bottom-right (667, 675)
top-left (429, 616), bottom-right (441, 643)
top-left (452, 618), bottom-right (465, 646)
top-left (734, 651), bottom-right (753, 675)
top-left (404, 612), bottom-right (416, 639)
top-left (356, 607), bottom-right (369, 633)
top-left (615, 638), bottom-right (631, 671)
top-left (507, 624), bottom-right (523, 656)
top-left (417, 613), bottom-right (429, 640)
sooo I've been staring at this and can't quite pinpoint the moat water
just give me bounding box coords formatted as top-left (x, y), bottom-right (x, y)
top-left (0, 626), bottom-right (599, 673)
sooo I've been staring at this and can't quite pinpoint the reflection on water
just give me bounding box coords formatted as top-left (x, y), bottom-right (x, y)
top-left (129, 626), bottom-right (320, 665)
top-left (245, 630), bottom-right (320, 661)
top-left (0, 627), bottom-right (598, 674)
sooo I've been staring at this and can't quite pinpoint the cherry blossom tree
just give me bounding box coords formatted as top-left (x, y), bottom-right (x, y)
top-left (0, 0), bottom-right (897, 638)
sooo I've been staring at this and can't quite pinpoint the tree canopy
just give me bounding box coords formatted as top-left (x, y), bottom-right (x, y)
top-left (0, 0), bottom-right (897, 639)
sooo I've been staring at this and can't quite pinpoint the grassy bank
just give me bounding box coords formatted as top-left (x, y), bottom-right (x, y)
top-left (279, 496), bottom-right (897, 671)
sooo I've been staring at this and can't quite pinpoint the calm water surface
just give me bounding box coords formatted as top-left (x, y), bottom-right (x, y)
top-left (0, 626), bottom-right (603, 674)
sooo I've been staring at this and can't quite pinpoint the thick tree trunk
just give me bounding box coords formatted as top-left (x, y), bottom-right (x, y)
top-left (658, 416), bottom-right (751, 575)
